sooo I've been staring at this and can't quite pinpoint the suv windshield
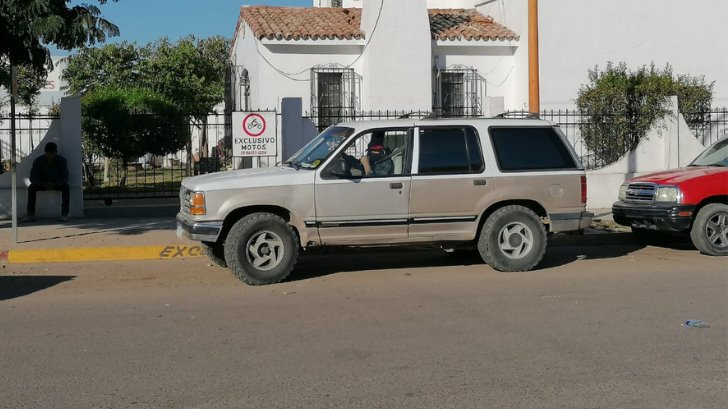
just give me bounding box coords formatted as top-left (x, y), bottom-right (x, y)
top-left (285, 126), bottom-right (355, 169)
top-left (690, 137), bottom-right (728, 167)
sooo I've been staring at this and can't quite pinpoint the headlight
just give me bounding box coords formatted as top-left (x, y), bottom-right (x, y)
top-left (190, 191), bottom-right (206, 215)
top-left (618, 184), bottom-right (628, 201)
top-left (655, 187), bottom-right (680, 203)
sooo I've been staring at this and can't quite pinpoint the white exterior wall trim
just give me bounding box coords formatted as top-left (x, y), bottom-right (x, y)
top-left (434, 39), bottom-right (519, 47)
top-left (260, 38), bottom-right (366, 46)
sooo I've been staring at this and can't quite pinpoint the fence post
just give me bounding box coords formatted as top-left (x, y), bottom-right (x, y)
top-left (60, 97), bottom-right (84, 217)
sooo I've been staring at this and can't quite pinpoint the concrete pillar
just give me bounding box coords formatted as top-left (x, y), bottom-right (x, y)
top-left (281, 98), bottom-right (319, 162)
top-left (60, 97), bottom-right (84, 217)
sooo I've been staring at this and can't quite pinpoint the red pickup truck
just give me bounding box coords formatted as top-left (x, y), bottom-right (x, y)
top-left (612, 137), bottom-right (728, 256)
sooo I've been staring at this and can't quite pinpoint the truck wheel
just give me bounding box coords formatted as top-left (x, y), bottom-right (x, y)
top-left (224, 213), bottom-right (299, 285)
top-left (690, 203), bottom-right (728, 256)
top-left (202, 241), bottom-right (226, 268)
top-left (478, 205), bottom-right (547, 272)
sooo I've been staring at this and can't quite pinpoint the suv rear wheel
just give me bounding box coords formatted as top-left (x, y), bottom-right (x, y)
top-left (224, 212), bottom-right (299, 285)
top-left (690, 203), bottom-right (728, 256)
top-left (478, 205), bottom-right (547, 272)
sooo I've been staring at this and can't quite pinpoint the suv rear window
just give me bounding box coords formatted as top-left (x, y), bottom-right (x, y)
top-left (489, 126), bottom-right (578, 171)
top-left (418, 127), bottom-right (483, 174)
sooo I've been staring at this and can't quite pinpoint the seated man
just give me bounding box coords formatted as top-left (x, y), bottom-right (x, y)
top-left (359, 132), bottom-right (393, 176)
top-left (25, 142), bottom-right (70, 222)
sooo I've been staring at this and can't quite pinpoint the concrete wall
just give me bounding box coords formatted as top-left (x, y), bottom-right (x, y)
top-left (585, 97), bottom-right (707, 208)
top-left (361, 0), bottom-right (432, 111)
top-left (481, 0), bottom-right (728, 110)
top-left (0, 97), bottom-right (83, 220)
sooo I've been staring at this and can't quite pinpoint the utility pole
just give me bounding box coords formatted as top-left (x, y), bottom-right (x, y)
top-left (10, 62), bottom-right (18, 243)
top-left (528, 0), bottom-right (540, 114)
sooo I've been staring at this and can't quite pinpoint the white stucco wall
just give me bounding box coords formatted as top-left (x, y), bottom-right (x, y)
top-left (585, 98), bottom-right (708, 208)
top-left (233, 1), bottom-right (521, 114)
top-left (481, 0), bottom-right (728, 110)
top-left (361, 0), bottom-right (432, 111)
top-left (232, 17), bottom-right (365, 113)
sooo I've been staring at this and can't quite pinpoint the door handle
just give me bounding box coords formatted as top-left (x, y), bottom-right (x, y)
top-left (390, 182), bottom-right (403, 189)
top-left (474, 179), bottom-right (487, 186)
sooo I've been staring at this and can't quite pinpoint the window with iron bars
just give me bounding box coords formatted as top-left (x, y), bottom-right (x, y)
top-left (434, 67), bottom-right (485, 118)
top-left (310, 66), bottom-right (361, 129)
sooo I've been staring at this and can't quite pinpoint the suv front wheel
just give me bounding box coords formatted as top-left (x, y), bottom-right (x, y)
top-left (478, 205), bottom-right (547, 272)
top-left (224, 212), bottom-right (300, 285)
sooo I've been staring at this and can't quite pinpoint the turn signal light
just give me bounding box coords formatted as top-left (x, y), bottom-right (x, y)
top-left (190, 192), bottom-right (206, 215)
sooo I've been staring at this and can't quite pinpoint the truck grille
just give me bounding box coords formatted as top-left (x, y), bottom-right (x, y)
top-left (625, 183), bottom-right (656, 202)
top-left (180, 187), bottom-right (191, 213)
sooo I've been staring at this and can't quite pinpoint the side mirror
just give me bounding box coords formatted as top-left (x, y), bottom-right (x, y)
top-left (325, 158), bottom-right (351, 178)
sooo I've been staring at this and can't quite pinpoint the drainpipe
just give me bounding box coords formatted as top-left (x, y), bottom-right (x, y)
top-left (528, 0), bottom-right (540, 114)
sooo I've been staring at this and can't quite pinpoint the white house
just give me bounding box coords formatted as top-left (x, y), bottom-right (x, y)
top-left (230, 0), bottom-right (522, 127)
top-left (478, 0), bottom-right (728, 110)
top-left (232, 0), bottom-right (727, 118)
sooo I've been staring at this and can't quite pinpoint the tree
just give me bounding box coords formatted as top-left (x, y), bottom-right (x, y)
top-left (141, 36), bottom-right (229, 114)
top-left (1, 0), bottom-right (119, 95)
top-left (82, 86), bottom-right (189, 163)
top-left (0, 64), bottom-right (47, 112)
top-left (62, 42), bottom-right (143, 96)
top-left (576, 62), bottom-right (713, 165)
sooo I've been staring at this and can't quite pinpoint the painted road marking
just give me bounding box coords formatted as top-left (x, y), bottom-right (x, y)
top-left (4, 245), bottom-right (205, 264)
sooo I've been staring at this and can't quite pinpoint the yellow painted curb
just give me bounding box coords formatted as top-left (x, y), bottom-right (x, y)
top-left (6, 244), bottom-right (206, 264)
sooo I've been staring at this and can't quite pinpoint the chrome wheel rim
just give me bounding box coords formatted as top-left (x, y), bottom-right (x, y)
top-left (246, 231), bottom-right (285, 271)
top-left (705, 212), bottom-right (728, 249)
top-left (498, 222), bottom-right (534, 259)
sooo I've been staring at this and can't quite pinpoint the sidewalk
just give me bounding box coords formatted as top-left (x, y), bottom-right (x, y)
top-left (0, 208), bottom-right (630, 264)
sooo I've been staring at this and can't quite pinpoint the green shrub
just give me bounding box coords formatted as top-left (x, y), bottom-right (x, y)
top-left (82, 86), bottom-right (189, 162)
top-left (576, 62), bottom-right (713, 164)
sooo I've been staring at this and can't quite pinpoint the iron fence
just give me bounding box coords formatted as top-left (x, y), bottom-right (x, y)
top-left (684, 107), bottom-right (728, 146)
top-left (306, 108), bottom-right (483, 132)
top-left (81, 112), bottom-right (232, 200)
top-left (0, 113), bottom-right (59, 172)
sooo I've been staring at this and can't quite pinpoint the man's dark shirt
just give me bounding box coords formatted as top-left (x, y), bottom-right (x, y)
top-left (30, 155), bottom-right (69, 185)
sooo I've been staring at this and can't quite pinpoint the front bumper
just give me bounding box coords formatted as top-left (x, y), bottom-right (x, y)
top-left (550, 211), bottom-right (593, 233)
top-left (176, 212), bottom-right (223, 242)
top-left (612, 201), bottom-right (695, 232)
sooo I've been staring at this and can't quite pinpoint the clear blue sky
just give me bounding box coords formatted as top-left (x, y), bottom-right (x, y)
top-left (53, 0), bottom-right (310, 54)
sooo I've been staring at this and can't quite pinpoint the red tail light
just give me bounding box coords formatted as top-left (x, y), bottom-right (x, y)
top-left (580, 175), bottom-right (587, 205)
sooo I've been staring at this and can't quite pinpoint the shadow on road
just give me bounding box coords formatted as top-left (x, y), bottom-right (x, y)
top-left (538, 244), bottom-right (647, 269)
top-left (0, 276), bottom-right (75, 301)
top-left (290, 247), bottom-right (483, 282)
top-left (0, 218), bottom-right (176, 244)
top-left (286, 239), bottom-right (684, 282)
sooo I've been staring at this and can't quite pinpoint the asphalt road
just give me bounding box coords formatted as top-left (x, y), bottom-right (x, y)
top-left (1, 243), bottom-right (727, 409)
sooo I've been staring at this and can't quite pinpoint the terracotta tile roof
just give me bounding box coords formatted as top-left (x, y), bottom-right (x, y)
top-left (239, 6), bottom-right (519, 42)
top-left (241, 7), bottom-right (364, 41)
top-left (429, 9), bottom-right (519, 41)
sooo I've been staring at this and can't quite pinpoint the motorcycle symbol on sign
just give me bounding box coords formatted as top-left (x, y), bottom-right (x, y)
top-left (243, 113), bottom-right (266, 137)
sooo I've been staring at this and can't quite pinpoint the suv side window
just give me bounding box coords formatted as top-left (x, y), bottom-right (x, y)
top-left (417, 127), bottom-right (483, 175)
top-left (489, 126), bottom-right (578, 171)
top-left (325, 128), bottom-right (410, 178)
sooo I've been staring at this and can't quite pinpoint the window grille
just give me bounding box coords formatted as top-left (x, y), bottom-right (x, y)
top-left (434, 66), bottom-right (485, 118)
top-left (311, 65), bottom-right (362, 129)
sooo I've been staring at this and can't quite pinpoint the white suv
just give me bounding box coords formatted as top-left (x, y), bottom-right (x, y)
top-left (178, 118), bottom-right (592, 285)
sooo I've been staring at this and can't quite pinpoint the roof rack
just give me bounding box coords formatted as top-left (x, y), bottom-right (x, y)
top-left (397, 112), bottom-right (439, 119)
top-left (491, 112), bottom-right (541, 119)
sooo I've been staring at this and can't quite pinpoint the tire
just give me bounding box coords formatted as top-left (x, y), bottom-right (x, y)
top-left (223, 212), bottom-right (299, 285)
top-left (202, 241), bottom-right (227, 268)
top-left (477, 205), bottom-right (547, 272)
top-left (690, 203), bottom-right (728, 256)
